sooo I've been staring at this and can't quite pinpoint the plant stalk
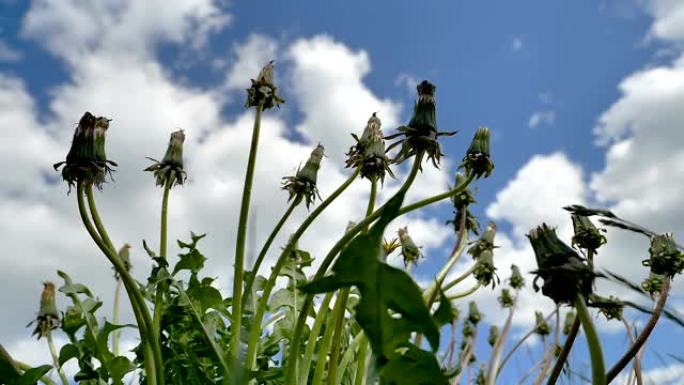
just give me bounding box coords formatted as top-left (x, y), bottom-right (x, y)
top-left (574, 293), bottom-right (606, 385)
top-left (153, 178), bottom-right (172, 344)
top-left (112, 278), bottom-right (123, 356)
top-left (46, 331), bottom-right (69, 385)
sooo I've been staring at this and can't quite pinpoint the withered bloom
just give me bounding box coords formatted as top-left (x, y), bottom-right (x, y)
top-left (145, 130), bottom-right (187, 187)
top-left (245, 61), bottom-right (284, 109)
top-left (398, 227), bottom-right (422, 267)
top-left (534, 311), bottom-right (550, 337)
top-left (30, 282), bottom-right (60, 339)
top-left (509, 264), bottom-right (525, 289)
top-left (386, 80), bottom-right (456, 168)
top-left (447, 172), bottom-right (480, 235)
top-left (562, 311), bottom-right (576, 335)
top-left (460, 127), bottom-right (494, 179)
top-left (498, 288), bottom-right (514, 308)
top-left (643, 233), bottom-right (684, 278)
top-left (571, 214), bottom-right (606, 252)
top-left (282, 144), bottom-right (324, 209)
top-left (113, 244), bottom-right (132, 280)
top-left (488, 325), bottom-right (499, 347)
top-left (54, 112), bottom-right (117, 189)
top-left (528, 223), bottom-right (593, 304)
top-left (346, 113), bottom-right (394, 184)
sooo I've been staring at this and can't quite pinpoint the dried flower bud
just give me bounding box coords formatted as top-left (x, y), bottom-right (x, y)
top-left (113, 244), bottom-right (132, 280)
top-left (643, 233), bottom-right (684, 278)
top-left (346, 113), bottom-right (394, 184)
top-left (382, 237), bottom-right (401, 258)
top-left (473, 249), bottom-right (499, 288)
top-left (54, 112), bottom-right (117, 189)
top-left (282, 144), bottom-right (324, 209)
top-left (589, 294), bottom-right (623, 321)
top-left (145, 130), bottom-right (187, 188)
top-left (468, 301), bottom-right (482, 325)
top-left (488, 325), bottom-right (499, 347)
top-left (509, 264), bottom-right (525, 289)
top-left (563, 205), bottom-right (616, 219)
top-left (462, 320), bottom-right (474, 338)
top-left (562, 311), bottom-right (576, 335)
top-left (245, 61), bottom-right (284, 109)
top-left (468, 222), bottom-right (497, 259)
top-left (398, 227), bottom-right (422, 267)
top-left (30, 282), bottom-right (60, 339)
top-left (460, 127), bottom-right (494, 179)
top-left (475, 364), bottom-right (486, 385)
top-left (571, 215), bottom-right (606, 252)
top-left (447, 172), bottom-right (480, 235)
top-left (498, 288), bottom-right (514, 308)
top-left (528, 223), bottom-right (593, 304)
top-left (641, 272), bottom-right (664, 295)
top-left (386, 80), bottom-right (456, 168)
top-left (534, 311), bottom-right (550, 337)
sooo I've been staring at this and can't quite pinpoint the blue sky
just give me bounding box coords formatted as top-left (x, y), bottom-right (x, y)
top-left (1, 0), bottom-right (684, 383)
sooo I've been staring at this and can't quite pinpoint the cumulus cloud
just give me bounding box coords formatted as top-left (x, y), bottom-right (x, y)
top-left (224, 34), bottom-right (278, 91)
top-left (527, 110), bottom-right (556, 129)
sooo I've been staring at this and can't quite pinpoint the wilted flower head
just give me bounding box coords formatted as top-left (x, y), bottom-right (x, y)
top-left (447, 172), bottom-right (480, 235)
top-left (145, 130), bottom-right (187, 188)
top-left (398, 227), bottom-right (422, 267)
top-left (346, 113), bottom-right (395, 184)
top-left (54, 112), bottom-right (117, 189)
top-left (509, 264), bottom-right (525, 289)
top-left (528, 223), bottom-right (593, 304)
top-left (246, 60), bottom-right (284, 109)
top-left (488, 325), bottom-right (499, 347)
top-left (475, 364), bottom-right (486, 385)
top-left (468, 222), bottom-right (496, 259)
top-left (386, 80), bottom-right (456, 168)
top-left (468, 301), bottom-right (482, 325)
top-left (473, 249), bottom-right (499, 288)
top-left (589, 294), bottom-right (623, 321)
top-left (460, 127), bottom-right (494, 179)
top-left (113, 244), bottom-right (132, 280)
top-left (382, 237), bottom-right (401, 258)
top-left (643, 233), bottom-right (684, 278)
top-left (282, 144), bottom-right (324, 209)
top-left (534, 311), bottom-right (550, 337)
top-left (30, 282), bottom-right (60, 339)
top-left (498, 288), bottom-right (514, 308)
top-left (571, 214), bottom-right (606, 252)
top-left (562, 311), bottom-right (576, 335)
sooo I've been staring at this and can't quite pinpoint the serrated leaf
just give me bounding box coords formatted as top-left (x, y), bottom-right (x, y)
top-left (380, 345), bottom-right (448, 385)
top-left (301, 193), bottom-right (440, 361)
top-left (10, 365), bottom-right (52, 385)
top-left (109, 356), bottom-right (135, 385)
top-left (432, 286), bottom-right (455, 327)
top-left (58, 344), bottom-right (80, 366)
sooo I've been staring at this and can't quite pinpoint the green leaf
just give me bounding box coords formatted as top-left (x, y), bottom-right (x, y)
top-left (109, 356), bottom-right (135, 385)
top-left (10, 365), bottom-right (52, 385)
top-left (0, 345), bottom-right (20, 383)
top-left (96, 322), bottom-right (134, 356)
top-left (380, 345), bottom-right (448, 385)
top-left (58, 343), bottom-right (80, 366)
top-left (173, 234), bottom-right (208, 275)
top-left (301, 193), bottom-right (440, 360)
top-left (432, 286), bottom-right (455, 327)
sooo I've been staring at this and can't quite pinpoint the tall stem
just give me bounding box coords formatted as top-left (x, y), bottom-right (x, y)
top-left (574, 293), bottom-right (606, 385)
top-left (298, 292), bottom-right (335, 384)
top-left (153, 179), bottom-right (172, 342)
top-left (112, 278), bottom-right (123, 356)
top-left (231, 103), bottom-right (264, 361)
top-left (311, 294), bottom-right (345, 385)
top-left (546, 319), bottom-right (579, 385)
top-left (606, 278), bottom-right (670, 383)
top-left (245, 169), bottom-right (361, 371)
top-left (498, 309), bottom-right (558, 376)
top-left (284, 155), bottom-right (427, 384)
top-left (79, 184), bottom-right (162, 385)
top-left (242, 199), bottom-right (299, 309)
top-left (353, 339), bottom-right (369, 385)
top-left (485, 293), bottom-right (517, 385)
top-left (46, 331), bottom-right (69, 385)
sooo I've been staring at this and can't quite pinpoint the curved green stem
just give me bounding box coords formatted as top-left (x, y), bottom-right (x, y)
top-left (245, 169), bottom-right (361, 371)
top-left (46, 331), bottom-right (69, 385)
top-left (424, 210), bottom-right (469, 303)
top-left (337, 331), bottom-right (365, 384)
top-left (441, 264), bottom-right (476, 293)
top-left (112, 278), bottom-right (123, 356)
top-left (311, 294), bottom-right (346, 385)
top-left (546, 318), bottom-right (579, 385)
top-left (242, 199), bottom-right (299, 309)
top-left (354, 338), bottom-right (369, 385)
top-left (575, 293), bottom-right (606, 385)
top-left (284, 154), bottom-right (428, 383)
top-left (485, 294), bottom-right (517, 385)
top-left (231, 103), bottom-right (264, 363)
top-left (498, 309), bottom-right (558, 376)
top-left (78, 184), bottom-right (162, 385)
top-left (446, 283), bottom-right (481, 300)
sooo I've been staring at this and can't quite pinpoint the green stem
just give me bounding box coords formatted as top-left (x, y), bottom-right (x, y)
top-left (497, 309), bottom-right (558, 376)
top-left (78, 184), bottom-right (162, 385)
top-left (153, 179), bottom-right (172, 346)
top-left (284, 154), bottom-right (427, 383)
top-left (231, 103), bottom-right (264, 362)
top-left (574, 293), bottom-right (606, 385)
top-left (485, 295), bottom-right (517, 385)
top-left (446, 283), bottom-right (481, 300)
top-left (423, 210), bottom-right (469, 303)
top-left (242, 199), bottom-right (299, 309)
top-left (441, 264), bottom-right (476, 293)
top-left (245, 169), bottom-right (361, 371)
top-left (312, 294), bottom-right (346, 385)
top-left (327, 177), bottom-right (377, 385)
top-left (546, 319), bottom-right (580, 385)
top-left (396, 173), bottom-right (475, 216)
top-left (337, 331), bottom-right (365, 384)
top-left (299, 292), bottom-right (335, 384)
top-left (112, 278), bottom-right (122, 356)
top-left (46, 331), bottom-right (69, 385)
top-left (354, 339), bottom-right (369, 385)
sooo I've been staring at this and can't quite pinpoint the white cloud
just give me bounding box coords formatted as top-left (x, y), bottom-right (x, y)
top-left (527, 110), bottom-right (556, 128)
top-left (394, 73), bottom-right (420, 95)
top-left (224, 34), bottom-right (278, 91)
top-left (615, 363), bottom-right (684, 385)
top-left (646, 0), bottom-right (684, 43)
top-left (0, 40), bottom-right (22, 62)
